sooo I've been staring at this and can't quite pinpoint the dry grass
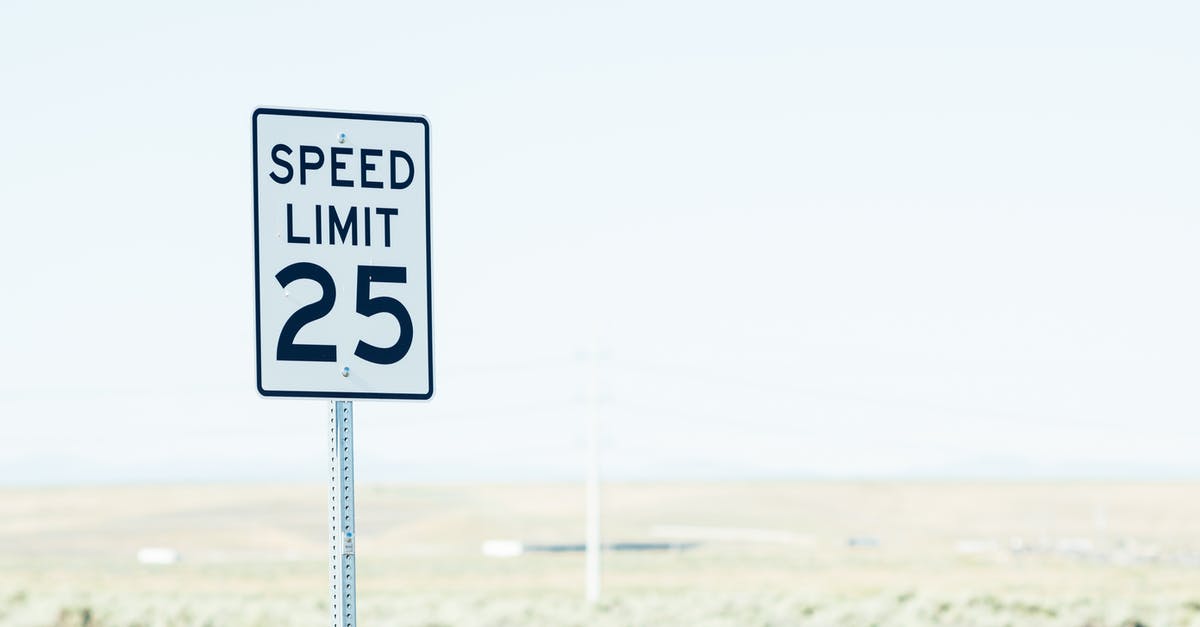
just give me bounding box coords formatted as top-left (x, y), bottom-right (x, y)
top-left (1, 482), bottom-right (1199, 626)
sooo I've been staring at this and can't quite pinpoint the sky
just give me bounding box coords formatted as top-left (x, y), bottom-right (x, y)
top-left (1, 0), bottom-right (1199, 484)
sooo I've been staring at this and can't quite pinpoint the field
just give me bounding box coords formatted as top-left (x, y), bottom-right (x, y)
top-left (3, 482), bottom-right (1200, 626)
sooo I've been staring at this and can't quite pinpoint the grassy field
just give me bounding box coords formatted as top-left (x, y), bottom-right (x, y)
top-left (2, 482), bottom-right (1200, 626)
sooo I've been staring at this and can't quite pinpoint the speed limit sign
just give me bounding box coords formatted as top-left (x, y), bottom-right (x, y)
top-left (252, 108), bottom-right (432, 399)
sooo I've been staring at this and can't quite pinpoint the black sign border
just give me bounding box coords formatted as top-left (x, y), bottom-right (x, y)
top-left (253, 107), bottom-right (434, 400)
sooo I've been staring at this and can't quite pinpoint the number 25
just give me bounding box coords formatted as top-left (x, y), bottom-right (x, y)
top-left (275, 263), bottom-right (414, 365)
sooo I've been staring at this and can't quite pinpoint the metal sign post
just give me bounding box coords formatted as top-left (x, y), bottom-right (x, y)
top-left (330, 401), bottom-right (356, 627)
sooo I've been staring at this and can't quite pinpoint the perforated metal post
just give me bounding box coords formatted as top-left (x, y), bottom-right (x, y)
top-left (330, 401), bottom-right (356, 627)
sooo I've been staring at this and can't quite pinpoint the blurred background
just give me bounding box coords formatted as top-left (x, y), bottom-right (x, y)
top-left (1, 1), bottom-right (1199, 625)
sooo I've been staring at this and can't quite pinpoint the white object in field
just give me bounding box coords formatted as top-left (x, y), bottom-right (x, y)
top-left (650, 525), bottom-right (810, 545)
top-left (136, 548), bottom-right (180, 565)
top-left (330, 401), bottom-right (356, 627)
top-left (481, 540), bottom-right (525, 558)
top-left (253, 108), bottom-right (433, 400)
top-left (954, 539), bottom-right (1000, 555)
top-left (1055, 537), bottom-right (1095, 555)
top-left (584, 348), bottom-right (601, 604)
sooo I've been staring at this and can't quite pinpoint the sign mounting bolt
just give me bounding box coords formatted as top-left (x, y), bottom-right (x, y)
top-left (341, 366), bottom-right (350, 378)
top-left (338, 132), bottom-right (347, 144)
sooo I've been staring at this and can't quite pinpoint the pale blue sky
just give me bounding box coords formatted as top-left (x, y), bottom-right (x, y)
top-left (1, 0), bottom-right (1198, 483)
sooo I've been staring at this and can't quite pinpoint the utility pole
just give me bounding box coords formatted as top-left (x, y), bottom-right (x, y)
top-left (585, 362), bottom-right (601, 604)
top-left (581, 343), bottom-right (604, 605)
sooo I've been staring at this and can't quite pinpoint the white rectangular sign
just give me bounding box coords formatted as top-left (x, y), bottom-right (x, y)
top-left (253, 108), bottom-right (432, 399)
